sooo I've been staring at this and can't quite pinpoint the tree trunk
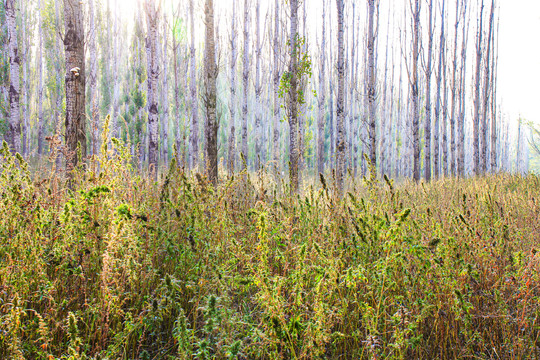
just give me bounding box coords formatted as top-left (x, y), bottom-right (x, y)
top-left (241, 0), bottom-right (250, 170)
top-left (449, 0), bottom-right (460, 175)
top-left (254, 0), bottom-right (262, 171)
top-left (434, 0), bottom-right (445, 179)
top-left (64, 0), bottom-right (87, 169)
top-left (481, 0), bottom-right (495, 173)
top-left (473, 0), bottom-right (484, 175)
top-left (272, 0), bottom-right (280, 174)
top-left (317, 0), bottom-right (327, 176)
top-left (228, 0), bottom-right (238, 176)
top-left (335, 0), bottom-right (345, 195)
top-left (37, 0), bottom-right (45, 156)
top-left (204, 0), bottom-right (218, 185)
top-left (5, 0), bottom-right (20, 154)
top-left (89, 0), bottom-right (99, 157)
top-left (411, 0), bottom-right (421, 181)
top-left (367, 0), bottom-right (378, 178)
top-left (288, 0), bottom-right (299, 193)
top-left (161, 17), bottom-right (170, 165)
top-left (457, 0), bottom-right (469, 176)
top-left (424, 0), bottom-right (434, 181)
top-left (112, 0), bottom-right (119, 138)
top-left (21, 0), bottom-right (28, 157)
top-left (189, 0), bottom-right (199, 170)
top-left (145, 0), bottom-right (159, 177)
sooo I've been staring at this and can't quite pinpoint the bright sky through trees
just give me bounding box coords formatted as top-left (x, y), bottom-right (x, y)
top-left (115, 0), bottom-right (540, 127)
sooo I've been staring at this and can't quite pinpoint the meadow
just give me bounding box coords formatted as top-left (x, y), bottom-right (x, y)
top-left (0, 139), bottom-right (539, 359)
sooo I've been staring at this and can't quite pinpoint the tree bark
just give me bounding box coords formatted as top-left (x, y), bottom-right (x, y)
top-left (272, 0), bottom-right (280, 174)
top-left (5, 0), bottom-right (20, 154)
top-left (317, 0), bottom-right (327, 176)
top-left (189, 0), bottom-right (199, 170)
top-left (424, 0), bottom-right (434, 181)
top-left (288, 0), bottom-right (299, 193)
top-left (228, 0), bottom-right (238, 176)
top-left (335, 0), bottom-right (345, 195)
top-left (241, 0), bottom-right (250, 170)
top-left (449, 0), bottom-right (460, 175)
top-left (473, 0), bottom-right (484, 175)
top-left (204, 0), bottom-right (218, 185)
top-left (64, 0), bottom-right (87, 169)
top-left (254, 0), bottom-right (262, 171)
top-left (457, 0), bottom-right (469, 176)
top-left (161, 17), bottom-right (170, 165)
top-left (367, 0), bottom-right (378, 178)
top-left (37, 0), bottom-right (45, 156)
top-left (434, 0), bottom-right (446, 179)
top-left (145, 0), bottom-right (159, 177)
top-left (411, 0), bottom-right (421, 181)
top-left (480, 0), bottom-right (495, 173)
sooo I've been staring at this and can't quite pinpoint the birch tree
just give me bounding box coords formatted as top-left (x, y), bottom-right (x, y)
top-left (287, 0), bottom-right (299, 193)
top-left (336, 0), bottom-right (346, 195)
top-left (272, 0), bottom-right (280, 173)
top-left (317, 0), bottom-right (327, 175)
top-left (88, 0), bottom-right (99, 156)
top-left (37, 0), bottom-right (45, 155)
top-left (204, 0), bottom-right (218, 185)
top-left (433, 0), bottom-right (446, 179)
top-left (145, 0), bottom-right (159, 176)
top-left (480, 0), bottom-right (495, 173)
top-left (228, 0), bottom-right (238, 176)
top-left (367, 0), bottom-right (378, 177)
top-left (161, 16), bottom-right (170, 164)
top-left (64, 0), bottom-right (86, 168)
top-left (473, 0), bottom-right (484, 174)
top-left (5, 0), bottom-right (20, 154)
top-left (424, 0), bottom-right (434, 181)
top-left (189, 0), bottom-right (199, 170)
top-left (410, 0), bottom-right (421, 181)
top-left (241, 0), bottom-right (250, 170)
top-left (254, 0), bottom-right (262, 171)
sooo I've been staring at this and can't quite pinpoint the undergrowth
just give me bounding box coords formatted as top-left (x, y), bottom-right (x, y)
top-left (0, 135), bottom-right (539, 359)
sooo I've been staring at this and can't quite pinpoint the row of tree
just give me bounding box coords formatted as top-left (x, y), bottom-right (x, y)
top-left (0, 0), bottom-right (528, 193)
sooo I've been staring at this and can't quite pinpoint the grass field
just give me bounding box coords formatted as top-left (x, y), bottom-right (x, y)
top-left (0, 141), bottom-right (539, 359)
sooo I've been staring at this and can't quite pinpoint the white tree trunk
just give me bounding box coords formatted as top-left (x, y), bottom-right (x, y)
top-left (335, 0), bottom-right (346, 195)
top-left (145, 0), bottom-right (159, 176)
top-left (161, 17), bottom-right (170, 165)
top-left (5, 0), bottom-right (21, 154)
top-left (241, 0), bottom-right (250, 170)
top-left (189, 0), bottom-right (199, 170)
top-left (37, 0), bottom-right (45, 156)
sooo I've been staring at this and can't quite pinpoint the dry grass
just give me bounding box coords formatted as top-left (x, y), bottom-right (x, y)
top-left (0, 139), bottom-right (539, 359)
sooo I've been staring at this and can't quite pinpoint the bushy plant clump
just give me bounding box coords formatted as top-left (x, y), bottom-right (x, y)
top-left (0, 138), bottom-right (539, 359)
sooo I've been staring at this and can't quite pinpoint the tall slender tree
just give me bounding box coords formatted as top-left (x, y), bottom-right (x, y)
top-left (241, 0), bottom-right (250, 170)
top-left (204, 0), bottom-right (218, 185)
top-left (64, 0), bottom-right (86, 168)
top-left (317, 0), bottom-right (327, 176)
top-left (5, 0), bottom-right (20, 154)
top-left (161, 16), bottom-right (170, 164)
top-left (367, 0), bottom-right (378, 177)
top-left (145, 0), bottom-right (159, 176)
top-left (272, 0), bottom-right (280, 174)
top-left (480, 0), bottom-right (495, 173)
top-left (410, 0), bottom-right (421, 181)
top-left (254, 0), bottom-right (262, 171)
top-left (473, 0), bottom-right (484, 174)
top-left (424, 0), bottom-right (434, 181)
top-left (288, 0), bottom-right (300, 193)
top-left (189, 0), bottom-right (199, 170)
top-left (37, 0), bottom-right (45, 156)
top-left (336, 0), bottom-right (346, 195)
